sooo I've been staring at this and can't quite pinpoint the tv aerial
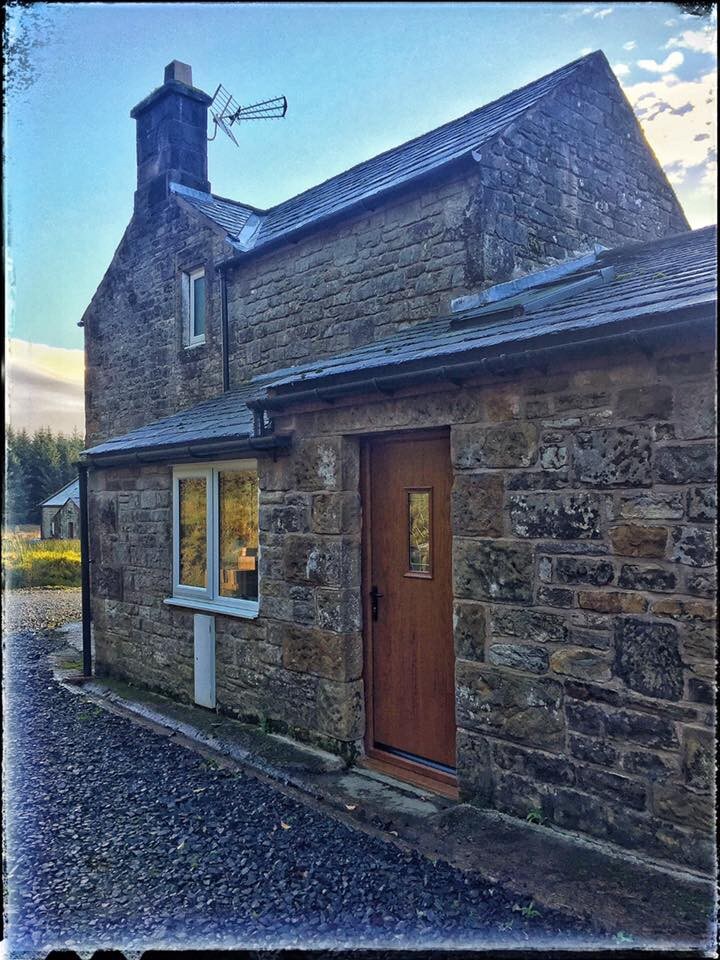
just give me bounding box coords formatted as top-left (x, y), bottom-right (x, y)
top-left (208, 84), bottom-right (288, 146)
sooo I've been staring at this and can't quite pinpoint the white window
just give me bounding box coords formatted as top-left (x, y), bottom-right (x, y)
top-left (184, 267), bottom-right (206, 346)
top-left (166, 460), bottom-right (259, 618)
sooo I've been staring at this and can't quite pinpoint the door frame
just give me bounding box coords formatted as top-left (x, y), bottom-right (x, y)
top-left (359, 427), bottom-right (457, 792)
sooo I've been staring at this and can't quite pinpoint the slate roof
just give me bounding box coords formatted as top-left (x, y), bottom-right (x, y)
top-left (85, 228), bottom-right (715, 458)
top-left (172, 52), bottom-right (603, 256)
top-left (83, 384), bottom-right (258, 458)
top-left (40, 479), bottom-right (81, 508)
top-left (255, 226), bottom-right (717, 394)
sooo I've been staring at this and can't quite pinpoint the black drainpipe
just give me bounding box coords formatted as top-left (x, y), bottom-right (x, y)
top-left (221, 270), bottom-right (230, 392)
top-left (78, 462), bottom-right (93, 677)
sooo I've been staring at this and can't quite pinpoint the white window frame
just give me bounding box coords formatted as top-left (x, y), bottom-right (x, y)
top-left (185, 267), bottom-right (206, 347)
top-left (166, 459), bottom-right (259, 619)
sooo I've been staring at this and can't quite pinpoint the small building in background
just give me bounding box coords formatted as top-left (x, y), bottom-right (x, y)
top-left (40, 479), bottom-right (81, 540)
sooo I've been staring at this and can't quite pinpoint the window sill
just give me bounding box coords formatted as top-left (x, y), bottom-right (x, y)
top-left (184, 338), bottom-right (206, 350)
top-left (164, 596), bottom-right (259, 619)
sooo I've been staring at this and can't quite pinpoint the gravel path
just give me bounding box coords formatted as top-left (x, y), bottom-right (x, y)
top-left (4, 603), bottom-right (604, 954)
top-left (3, 588), bottom-right (82, 633)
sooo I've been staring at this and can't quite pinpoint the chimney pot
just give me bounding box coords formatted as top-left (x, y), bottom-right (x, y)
top-left (164, 60), bottom-right (193, 86)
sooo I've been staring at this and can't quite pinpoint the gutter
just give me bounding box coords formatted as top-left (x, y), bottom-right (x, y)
top-left (77, 462), bottom-right (93, 677)
top-left (249, 307), bottom-right (715, 414)
top-left (81, 433), bottom-right (291, 469)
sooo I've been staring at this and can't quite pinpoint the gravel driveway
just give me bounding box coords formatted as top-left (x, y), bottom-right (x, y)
top-left (4, 595), bottom-right (602, 954)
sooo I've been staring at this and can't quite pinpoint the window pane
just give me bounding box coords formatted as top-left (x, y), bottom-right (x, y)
top-left (179, 477), bottom-right (207, 587)
top-left (192, 275), bottom-right (206, 337)
top-left (408, 490), bottom-right (431, 574)
top-left (218, 470), bottom-right (258, 601)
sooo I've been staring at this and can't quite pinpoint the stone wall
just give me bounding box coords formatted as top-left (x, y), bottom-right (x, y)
top-left (89, 333), bottom-right (716, 873)
top-left (85, 55), bottom-right (686, 447)
top-left (82, 201), bottom-right (227, 446)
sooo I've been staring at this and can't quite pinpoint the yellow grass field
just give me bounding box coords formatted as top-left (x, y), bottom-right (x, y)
top-left (2, 534), bottom-right (81, 588)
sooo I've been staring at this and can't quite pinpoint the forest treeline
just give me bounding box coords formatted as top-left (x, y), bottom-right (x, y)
top-left (5, 427), bottom-right (85, 526)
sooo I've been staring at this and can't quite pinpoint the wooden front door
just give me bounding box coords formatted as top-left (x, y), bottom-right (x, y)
top-left (364, 432), bottom-right (456, 778)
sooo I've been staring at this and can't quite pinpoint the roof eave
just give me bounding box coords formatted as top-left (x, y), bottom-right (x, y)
top-left (256, 302), bottom-right (716, 411)
top-left (81, 433), bottom-right (291, 468)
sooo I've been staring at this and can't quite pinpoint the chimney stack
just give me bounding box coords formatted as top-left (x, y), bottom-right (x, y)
top-left (130, 61), bottom-right (212, 206)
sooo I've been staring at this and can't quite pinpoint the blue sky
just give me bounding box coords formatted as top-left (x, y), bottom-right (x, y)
top-left (4, 2), bottom-right (716, 432)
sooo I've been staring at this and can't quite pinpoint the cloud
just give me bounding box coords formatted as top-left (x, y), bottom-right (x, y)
top-left (562, 5), bottom-right (609, 21)
top-left (619, 68), bottom-right (716, 226)
top-left (5, 338), bottom-right (84, 435)
top-left (613, 63), bottom-right (631, 77)
top-left (666, 27), bottom-right (717, 56)
top-left (623, 41), bottom-right (637, 51)
top-left (637, 51), bottom-right (685, 73)
top-left (664, 19), bottom-right (677, 27)
top-left (579, 47), bottom-right (593, 56)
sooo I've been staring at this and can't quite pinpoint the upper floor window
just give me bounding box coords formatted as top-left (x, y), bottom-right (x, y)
top-left (166, 460), bottom-right (259, 618)
top-left (184, 267), bottom-right (206, 346)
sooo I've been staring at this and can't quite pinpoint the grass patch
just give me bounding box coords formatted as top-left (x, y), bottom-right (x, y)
top-left (3, 534), bottom-right (81, 588)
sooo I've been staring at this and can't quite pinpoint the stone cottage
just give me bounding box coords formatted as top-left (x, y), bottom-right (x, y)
top-left (40, 478), bottom-right (81, 540)
top-left (80, 53), bottom-right (716, 875)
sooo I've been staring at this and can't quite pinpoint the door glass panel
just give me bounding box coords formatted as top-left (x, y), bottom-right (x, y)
top-left (407, 489), bottom-right (431, 575)
top-left (218, 470), bottom-right (259, 600)
top-left (178, 477), bottom-right (207, 587)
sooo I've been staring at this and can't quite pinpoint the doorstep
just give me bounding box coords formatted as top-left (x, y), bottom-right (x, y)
top-left (51, 651), bottom-right (716, 952)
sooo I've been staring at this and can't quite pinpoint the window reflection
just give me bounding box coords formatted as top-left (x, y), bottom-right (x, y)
top-left (219, 471), bottom-right (258, 600)
top-left (179, 477), bottom-right (207, 587)
top-left (408, 490), bottom-right (431, 575)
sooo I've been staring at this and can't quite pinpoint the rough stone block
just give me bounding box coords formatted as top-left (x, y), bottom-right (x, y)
top-left (536, 585), bottom-right (574, 608)
top-left (491, 740), bottom-right (575, 786)
top-left (673, 381), bottom-right (715, 440)
top-left (451, 473), bottom-right (504, 536)
top-left (453, 422), bottom-right (537, 469)
top-left (556, 556), bottom-right (614, 586)
top-left (654, 444), bottom-right (715, 484)
top-left (682, 726), bottom-right (713, 792)
top-left (490, 607), bottom-right (568, 643)
top-left (509, 493), bottom-right (602, 539)
top-left (614, 491), bottom-right (685, 521)
top-left (618, 564), bottom-right (677, 592)
top-left (687, 486), bottom-right (716, 522)
top-left (610, 524), bottom-right (668, 558)
top-left (456, 662), bottom-right (565, 749)
top-left (456, 728), bottom-right (494, 804)
top-left (621, 749), bottom-right (677, 782)
top-left (550, 648), bottom-right (611, 682)
top-left (578, 590), bottom-right (647, 614)
top-left (316, 588), bottom-right (362, 633)
top-left (670, 526), bottom-right (715, 568)
top-left (488, 643), bottom-right (549, 674)
top-left (454, 539), bottom-right (534, 603)
top-left (604, 708), bottom-right (679, 749)
top-left (281, 623), bottom-right (362, 682)
top-left (453, 601), bottom-right (486, 661)
top-left (293, 438), bottom-right (343, 490)
top-left (316, 678), bottom-right (364, 741)
top-left (574, 426), bottom-right (652, 487)
top-left (653, 782), bottom-right (714, 830)
top-left (613, 617), bottom-right (683, 701)
top-left (568, 733), bottom-right (618, 767)
top-left (575, 765), bottom-right (646, 810)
